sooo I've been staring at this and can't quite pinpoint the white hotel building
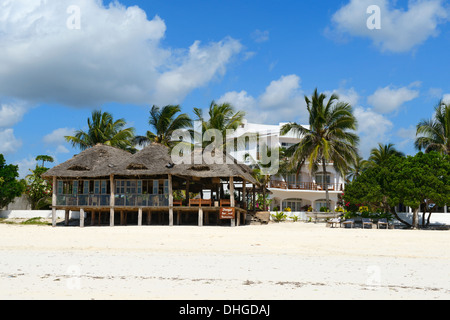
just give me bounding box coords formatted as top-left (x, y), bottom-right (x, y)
top-left (228, 120), bottom-right (345, 213)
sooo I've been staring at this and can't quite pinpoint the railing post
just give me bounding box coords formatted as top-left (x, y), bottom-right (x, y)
top-left (52, 176), bottom-right (57, 227)
top-left (110, 175), bottom-right (115, 227)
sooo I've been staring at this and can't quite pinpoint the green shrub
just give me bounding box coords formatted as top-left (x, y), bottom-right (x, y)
top-left (271, 211), bottom-right (287, 222)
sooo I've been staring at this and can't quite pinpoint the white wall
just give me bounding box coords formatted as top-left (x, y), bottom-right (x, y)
top-left (396, 212), bottom-right (450, 226)
top-left (0, 210), bottom-right (70, 219)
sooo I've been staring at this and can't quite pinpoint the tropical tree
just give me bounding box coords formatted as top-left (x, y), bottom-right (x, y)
top-left (134, 105), bottom-right (192, 147)
top-left (193, 101), bottom-right (246, 149)
top-left (65, 110), bottom-right (136, 152)
top-left (25, 156), bottom-right (54, 210)
top-left (366, 143), bottom-right (404, 167)
top-left (346, 154), bottom-right (368, 182)
top-left (281, 88), bottom-right (359, 209)
top-left (0, 154), bottom-right (25, 209)
top-left (415, 100), bottom-right (450, 155)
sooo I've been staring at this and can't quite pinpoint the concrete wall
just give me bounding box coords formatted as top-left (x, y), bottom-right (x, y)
top-left (396, 212), bottom-right (450, 226)
top-left (0, 210), bottom-right (76, 219)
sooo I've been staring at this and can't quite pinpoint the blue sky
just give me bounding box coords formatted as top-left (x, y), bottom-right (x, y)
top-left (1, 0), bottom-right (449, 177)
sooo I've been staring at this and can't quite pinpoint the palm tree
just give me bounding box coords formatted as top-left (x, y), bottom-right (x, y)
top-left (193, 101), bottom-right (246, 149)
top-left (346, 154), bottom-right (369, 182)
top-left (133, 105), bottom-right (192, 147)
top-left (280, 88), bottom-right (359, 209)
top-left (366, 143), bottom-right (404, 167)
top-left (65, 110), bottom-right (136, 152)
top-left (415, 100), bottom-right (450, 155)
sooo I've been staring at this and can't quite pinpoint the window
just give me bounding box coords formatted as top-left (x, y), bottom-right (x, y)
top-left (315, 200), bottom-right (329, 212)
top-left (282, 199), bottom-right (303, 212)
top-left (315, 173), bottom-right (331, 184)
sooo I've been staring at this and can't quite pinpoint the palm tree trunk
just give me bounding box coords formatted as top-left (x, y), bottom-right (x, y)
top-left (322, 158), bottom-right (330, 210)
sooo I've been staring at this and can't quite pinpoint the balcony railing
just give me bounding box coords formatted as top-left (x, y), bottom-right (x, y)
top-left (56, 194), bottom-right (169, 207)
top-left (269, 180), bottom-right (343, 191)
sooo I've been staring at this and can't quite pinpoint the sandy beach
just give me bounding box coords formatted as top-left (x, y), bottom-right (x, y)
top-left (0, 222), bottom-right (449, 300)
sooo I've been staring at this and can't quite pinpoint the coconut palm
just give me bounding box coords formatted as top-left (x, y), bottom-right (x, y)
top-left (65, 110), bottom-right (136, 152)
top-left (193, 101), bottom-right (246, 149)
top-left (415, 100), bottom-right (450, 155)
top-left (346, 154), bottom-right (369, 182)
top-left (280, 88), bottom-right (359, 209)
top-left (133, 105), bottom-right (192, 147)
top-left (366, 143), bottom-right (404, 167)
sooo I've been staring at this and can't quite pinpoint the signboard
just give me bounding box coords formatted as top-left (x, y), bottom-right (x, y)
top-left (220, 207), bottom-right (235, 220)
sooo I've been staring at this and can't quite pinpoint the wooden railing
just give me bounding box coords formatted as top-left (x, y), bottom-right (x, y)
top-left (269, 180), bottom-right (343, 191)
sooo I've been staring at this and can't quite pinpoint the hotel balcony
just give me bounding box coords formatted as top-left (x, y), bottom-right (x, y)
top-left (268, 180), bottom-right (344, 192)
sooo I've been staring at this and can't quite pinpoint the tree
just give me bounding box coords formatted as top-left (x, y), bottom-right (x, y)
top-left (65, 110), bottom-right (136, 152)
top-left (344, 152), bottom-right (450, 229)
top-left (0, 154), bottom-right (25, 209)
top-left (35, 155), bottom-right (54, 167)
top-left (366, 143), bottom-right (404, 167)
top-left (193, 101), bottom-right (246, 149)
top-left (25, 164), bottom-right (52, 210)
top-left (415, 100), bottom-right (450, 155)
top-left (133, 105), bottom-right (192, 147)
top-left (281, 88), bottom-right (359, 209)
top-left (346, 154), bottom-right (368, 182)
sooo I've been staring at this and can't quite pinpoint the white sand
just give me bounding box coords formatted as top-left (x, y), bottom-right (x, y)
top-left (0, 222), bottom-right (449, 300)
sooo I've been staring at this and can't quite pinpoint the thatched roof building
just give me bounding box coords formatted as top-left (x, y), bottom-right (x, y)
top-left (42, 144), bottom-right (131, 179)
top-left (44, 142), bottom-right (259, 185)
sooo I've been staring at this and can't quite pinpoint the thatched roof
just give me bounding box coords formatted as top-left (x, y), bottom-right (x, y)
top-left (165, 147), bottom-right (259, 185)
top-left (42, 144), bottom-right (131, 179)
top-left (43, 143), bottom-right (260, 185)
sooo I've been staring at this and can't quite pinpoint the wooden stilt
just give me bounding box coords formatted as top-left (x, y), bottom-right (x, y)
top-left (138, 208), bottom-right (143, 226)
top-left (198, 207), bottom-right (203, 227)
top-left (80, 209), bottom-right (85, 228)
top-left (65, 210), bottom-right (70, 226)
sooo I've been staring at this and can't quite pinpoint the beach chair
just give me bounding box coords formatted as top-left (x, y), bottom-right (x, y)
top-left (327, 218), bottom-right (341, 228)
top-left (362, 218), bottom-right (373, 229)
top-left (341, 219), bottom-right (355, 228)
top-left (377, 218), bottom-right (389, 229)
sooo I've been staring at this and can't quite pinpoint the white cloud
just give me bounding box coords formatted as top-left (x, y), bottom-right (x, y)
top-left (367, 84), bottom-right (419, 113)
top-left (0, 103), bottom-right (28, 128)
top-left (0, 0), bottom-right (242, 107)
top-left (218, 75), bottom-right (307, 124)
top-left (251, 29), bottom-right (270, 43)
top-left (43, 127), bottom-right (76, 145)
top-left (442, 94), bottom-right (450, 104)
top-left (396, 125), bottom-right (417, 153)
top-left (0, 129), bottom-right (22, 154)
top-left (14, 156), bottom-right (37, 179)
top-left (354, 107), bottom-right (393, 157)
top-left (331, 0), bottom-right (449, 53)
top-left (154, 38), bottom-right (242, 105)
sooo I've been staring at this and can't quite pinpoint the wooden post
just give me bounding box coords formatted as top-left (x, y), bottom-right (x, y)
top-left (91, 211), bottom-right (95, 226)
top-left (98, 211), bottom-right (102, 226)
top-left (185, 179), bottom-right (190, 206)
top-left (242, 179), bottom-right (247, 210)
top-left (80, 208), bottom-right (85, 228)
top-left (177, 211), bottom-right (180, 225)
top-left (230, 177), bottom-right (235, 227)
top-left (168, 175), bottom-right (174, 226)
top-left (147, 210), bottom-right (151, 225)
top-left (110, 175), bottom-right (115, 227)
top-left (120, 211), bottom-right (124, 226)
top-left (52, 177), bottom-right (57, 227)
top-left (64, 210), bottom-right (70, 226)
top-left (138, 208), bottom-right (143, 226)
top-left (252, 184), bottom-right (256, 214)
top-left (198, 207), bottom-right (203, 227)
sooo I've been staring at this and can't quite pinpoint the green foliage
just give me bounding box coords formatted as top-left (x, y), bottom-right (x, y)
top-left (65, 110), bottom-right (136, 153)
top-left (344, 152), bottom-right (450, 228)
top-left (25, 156), bottom-right (53, 210)
top-left (319, 206), bottom-right (329, 212)
top-left (271, 211), bottom-right (287, 222)
top-left (281, 88), bottom-right (359, 209)
top-left (0, 154), bottom-right (25, 209)
top-left (134, 105), bottom-right (192, 148)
